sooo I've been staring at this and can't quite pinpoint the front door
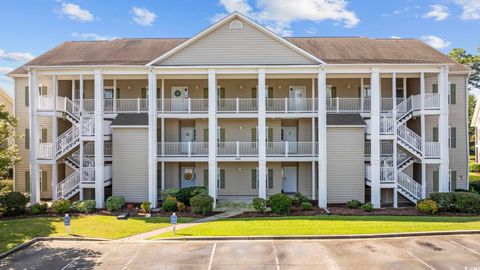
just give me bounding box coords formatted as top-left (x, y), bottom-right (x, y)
top-left (282, 127), bottom-right (297, 154)
top-left (289, 86), bottom-right (307, 111)
top-left (283, 167), bottom-right (297, 193)
top-left (171, 86), bottom-right (188, 111)
top-left (181, 167), bottom-right (196, 188)
top-left (181, 127), bottom-right (195, 153)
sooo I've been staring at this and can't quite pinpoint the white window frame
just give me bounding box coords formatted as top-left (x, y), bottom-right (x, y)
top-left (103, 86), bottom-right (114, 99)
top-left (39, 169), bottom-right (45, 192)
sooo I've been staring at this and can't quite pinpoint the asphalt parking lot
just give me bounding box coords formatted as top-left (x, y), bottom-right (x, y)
top-left (1, 234), bottom-right (480, 269)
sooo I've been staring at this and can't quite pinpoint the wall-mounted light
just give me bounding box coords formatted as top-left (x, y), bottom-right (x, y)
top-left (238, 168), bottom-right (242, 172)
top-left (278, 85), bottom-right (282, 89)
top-left (239, 126), bottom-right (243, 130)
top-left (127, 85), bottom-right (132, 90)
top-left (239, 85), bottom-right (243, 89)
top-left (347, 84), bottom-right (351, 89)
top-left (195, 85), bottom-right (199, 90)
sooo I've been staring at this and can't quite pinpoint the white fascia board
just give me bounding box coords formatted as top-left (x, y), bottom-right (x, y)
top-left (110, 125), bottom-right (148, 129)
top-left (326, 125), bottom-right (367, 128)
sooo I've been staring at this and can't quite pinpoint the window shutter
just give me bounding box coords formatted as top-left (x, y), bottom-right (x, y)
top-left (25, 86), bottom-right (29, 106)
top-left (157, 166), bottom-right (162, 189)
top-left (203, 88), bottom-right (208, 99)
top-left (204, 169), bottom-right (209, 187)
top-left (252, 87), bottom-right (257, 98)
top-left (268, 128), bottom-right (273, 142)
top-left (116, 88), bottom-right (121, 99)
top-left (433, 171), bottom-right (439, 192)
top-left (42, 128), bottom-right (47, 143)
top-left (219, 88), bottom-right (226, 99)
top-left (358, 87), bottom-right (361, 98)
top-left (268, 169), bottom-right (273, 189)
top-left (268, 87), bottom-right (273, 98)
top-left (331, 87), bottom-right (337, 98)
top-left (451, 171), bottom-right (457, 191)
top-left (251, 128), bottom-right (257, 142)
top-left (433, 127), bottom-right (438, 142)
top-left (141, 88), bottom-right (147, 99)
top-left (25, 171), bottom-right (30, 192)
top-left (220, 128), bottom-right (225, 142)
top-left (251, 169), bottom-right (257, 189)
top-left (203, 129), bottom-right (209, 143)
top-left (25, 129), bottom-right (30, 149)
top-left (432, 84), bottom-right (438, 94)
top-left (450, 84), bottom-right (456, 104)
top-left (157, 129), bottom-right (161, 142)
top-left (450, 127), bottom-right (456, 148)
top-left (220, 169), bottom-right (225, 189)
top-left (41, 171), bottom-right (48, 191)
top-left (156, 88), bottom-right (160, 99)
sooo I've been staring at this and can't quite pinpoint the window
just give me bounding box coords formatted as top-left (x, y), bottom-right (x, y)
top-left (104, 88), bottom-right (114, 99)
top-left (38, 85), bottom-right (47, 96)
top-left (39, 128), bottom-right (47, 143)
top-left (229, 20), bottom-right (243, 30)
top-left (217, 169), bottom-right (225, 189)
top-left (251, 168), bottom-right (259, 189)
top-left (326, 85), bottom-right (336, 98)
top-left (363, 85), bottom-right (371, 98)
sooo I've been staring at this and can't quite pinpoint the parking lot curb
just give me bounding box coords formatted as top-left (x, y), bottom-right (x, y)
top-left (0, 237), bottom-right (108, 260)
top-left (153, 230), bottom-right (480, 241)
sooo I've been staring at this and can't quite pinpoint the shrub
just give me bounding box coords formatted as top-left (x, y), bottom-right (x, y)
top-left (430, 192), bottom-right (456, 211)
top-left (361, 202), bottom-right (374, 212)
top-left (30, 202), bottom-right (48, 215)
top-left (471, 181), bottom-right (480, 194)
top-left (252, 197), bottom-right (267, 213)
top-left (269, 193), bottom-right (292, 215)
top-left (301, 201), bottom-right (313, 210)
top-left (454, 192), bottom-right (480, 213)
top-left (176, 202), bottom-right (186, 212)
top-left (162, 196), bottom-right (177, 212)
top-left (0, 192), bottom-right (28, 216)
top-left (72, 200), bottom-right (96, 213)
top-left (106, 196), bottom-right (125, 212)
top-left (291, 192), bottom-right (309, 206)
top-left (177, 186), bottom-right (208, 205)
top-left (470, 163), bottom-right (480, 173)
top-left (346, 199), bottom-right (361, 209)
top-left (0, 179), bottom-right (13, 195)
top-left (160, 188), bottom-right (180, 202)
top-left (141, 201), bottom-right (151, 213)
top-left (416, 199), bottom-right (438, 215)
top-left (52, 199), bottom-right (71, 215)
top-left (190, 193), bottom-right (213, 215)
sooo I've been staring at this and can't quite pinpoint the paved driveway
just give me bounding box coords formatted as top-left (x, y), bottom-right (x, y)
top-left (2, 234), bottom-right (480, 269)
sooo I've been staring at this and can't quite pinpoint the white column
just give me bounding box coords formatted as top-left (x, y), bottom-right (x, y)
top-left (403, 78), bottom-right (407, 100)
top-left (317, 67), bottom-right (327, 208)
top-left (258, 69), bottom-right (267, 199)
top-left (438, 66), bottom-right (450, 192)
top-left (208, 69), bottom-right (218, 206)
top-left (148, 70), bottom-right (158, 207)
top-left (311, 114), bottom-right (316, 200)
top-left (51, 75), bottom-right (58, 200)
top-left (28, 70), bottom-right (40, 203)
top-left (94, 70), bottom-right (105, 208)
top-left (161, 78), bottom-right (165, 190)
top-left (360, 78), bottom-right (364, 112)
top-left (392, 73), bottom-right (398, 208)
top-left (420, 72), bottom-right (427, 198)
top-left (79, 74), bottom-right (84, 192)
top-left (370, 68), bottom-right (381, 208)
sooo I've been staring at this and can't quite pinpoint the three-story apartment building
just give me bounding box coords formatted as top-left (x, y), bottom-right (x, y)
top-left (8, 13), bottom-right (469, 209)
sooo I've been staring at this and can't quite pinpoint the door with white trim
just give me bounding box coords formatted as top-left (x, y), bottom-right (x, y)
top-left (281, 127), bottom-right (297, 154)
top-left (181, 127), bottom-right (195, 154)
top-left (181, 167), bottom-right (196, 188)
top-left (283, 167), bottom-right (297, 193)
top-left (171, 86), bottom-right (188, 111)
top-left (289, 86), bottom-right (306, 111)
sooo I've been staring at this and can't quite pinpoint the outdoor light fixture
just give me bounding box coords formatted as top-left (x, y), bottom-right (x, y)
top-left (239, 85), bottom-right (243, 89)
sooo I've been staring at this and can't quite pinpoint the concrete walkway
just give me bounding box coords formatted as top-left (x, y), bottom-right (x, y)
top-left (118, 211), bottom-right (241, 242)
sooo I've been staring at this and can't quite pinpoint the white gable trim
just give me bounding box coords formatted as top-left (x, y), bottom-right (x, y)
top-left (146, 12), bottom-right (325, 66)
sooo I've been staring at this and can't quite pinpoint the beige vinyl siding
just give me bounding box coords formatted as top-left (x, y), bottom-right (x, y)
top-left (298, 162), bottom-right (313, 196)
top-left (217, 162), bottom-right (259, 196)
top-left (327, 127), bottom-right (365, 203)
top-left (112, 127), bottom-right (148, 202)
top-left (165, 162), bottom-right (179, 188)
top-left (157, 18), bottom-right (315, 66)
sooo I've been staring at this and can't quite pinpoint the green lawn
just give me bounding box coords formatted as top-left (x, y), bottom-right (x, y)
top-left (0, 215), bottom-right (194, 253)
top-left (153, 215), bottom-right (480, 238)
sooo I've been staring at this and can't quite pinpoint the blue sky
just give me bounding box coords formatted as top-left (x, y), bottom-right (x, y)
top-left (1, 0), bottom-right (479, 95)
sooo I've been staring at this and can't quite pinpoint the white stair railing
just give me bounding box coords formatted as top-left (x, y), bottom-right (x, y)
top-left (396, 96), bottom-right (413, 120)
top-left (56, 170), bottom-right (80, 199)
top-left (56, 126), bottom-right (80, 158)
top-left (397, 171), bottom-right (422, 200)
top-left (397, 125), bottom-right (422, 154)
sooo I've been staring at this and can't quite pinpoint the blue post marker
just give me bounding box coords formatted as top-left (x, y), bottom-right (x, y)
top-left (170, 213), bottom-right (177, 234)
top-left (64, 213), bottom-right (71, 234)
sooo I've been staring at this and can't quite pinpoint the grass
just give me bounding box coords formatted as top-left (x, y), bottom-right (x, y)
top-left (0, 215), bottom-right (194, 254)
top-left (153, 215), bottom-right (480, 238)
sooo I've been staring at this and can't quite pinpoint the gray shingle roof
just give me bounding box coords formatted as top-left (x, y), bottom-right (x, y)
top-left (327, 114), bottom-right (366, 126)
top-left (111, 113), bottom-right (148, 126)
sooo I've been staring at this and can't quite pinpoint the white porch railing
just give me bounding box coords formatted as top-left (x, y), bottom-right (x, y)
top-left (380, 116), bottom-right (395, 134)
top-left (266, 142), bottom-right (316, 156)
top-left (397, 125), bottom-right (422, 153)
top-left (160, 142), bottom-right (209, 156)
top-left (217, 142), bottom-right (258, 156)
top-left (56, 170), bottom-right (80, 199)
top-left (266, 98), bottom-right (316, 113)
top-left (397, 171), bottom-right (422, 199)
top-left (82, 167), bottom-right (95, 183)
top-left (56, 126), bottom-right (80, 158)
top-left (81, 117), bottom-right (95, 136)
top-left (217, 98), bottom-right (257, 113)
top-left (38, 143), bottom-right (53, 159)
top-left (326, 98), bottom-right (365, 113)
top-left (161, 99), bottom-right (208, 113)
top-left (424, 93), bottom-right (440, 109)
top-left (380, 166), bottom-right (394, 182)
top-left (425, 142), bottom-right (440, 158)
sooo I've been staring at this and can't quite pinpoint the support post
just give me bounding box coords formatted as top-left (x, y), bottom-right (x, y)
top-left (392, 73), bottom-right (398, 208)
top-left (370, 68), bottom-right (381, 208)
top-left (161, 78), bottom-right (165, 191)
top-left (208, 69), bottom-right (218, 207)
top-left (51, 75), bottom-right (58, 200)
top-left (258, 69), bottom-right (267, 199)
top-left (28, 70), bottom-right (40, 203)
top-left (420, 72), bottom-right (427, 198)
top-left (148, 70), bottom-right (158, 207)
top-left (438, 66), bottom-right (450, 192)
top-left (94, 70), bottom-right (105, 208)
top-left (317, 67), bottom-right (327, 207)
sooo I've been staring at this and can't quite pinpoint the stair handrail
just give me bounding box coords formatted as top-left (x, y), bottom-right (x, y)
top-left (396, 96), bottom-right (413, 120)
top-left (397, 125), bottom-right (422, 153)
top-left (64, 97), bottom-right (80, 122)
top-left (397, 171), bottom-right (422, 199)
top-left (56, 125), bottom-right (80, 157)
top-left (56, 170), bottom-right (80, 199)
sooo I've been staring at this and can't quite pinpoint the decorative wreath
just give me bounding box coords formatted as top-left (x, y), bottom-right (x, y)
top-left (184, 172), bottom-right (193, 180)
top-left (174, 90), bottom-right (182, 97)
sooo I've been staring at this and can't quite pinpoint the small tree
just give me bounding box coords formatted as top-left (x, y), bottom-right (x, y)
top-left (0, 104), bottom-right (19, 180)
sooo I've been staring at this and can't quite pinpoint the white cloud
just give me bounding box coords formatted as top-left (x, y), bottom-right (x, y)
top-left (0, 67), bottom-right (13, 75)
top-left (390, 36), bottom-right (402, 39)
top-left (455, 0), bottom-right (480, 20)
top-left (421, 35), bottom-right (451, 49)
top-left (423, 4), bottom-right (449, 21)
top-left (0, 49), bottom-right (34, 62)
top-left (71, 33), bottom-right (117, 41)
top-left (215, 0), bottom-right (359, 36)
top-left (60, 2), bottom-right (94, 22)
top-left (306, 27), bottom-right (317, 35)
top-left (132, 7), bottom-right (157, 26)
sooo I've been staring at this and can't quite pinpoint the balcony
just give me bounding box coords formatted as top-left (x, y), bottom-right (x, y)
top-left (266, 142), bottom-right (317, 156)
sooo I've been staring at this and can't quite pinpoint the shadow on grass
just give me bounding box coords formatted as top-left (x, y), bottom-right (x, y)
top-left (222, 215), bottom-right (480, 223)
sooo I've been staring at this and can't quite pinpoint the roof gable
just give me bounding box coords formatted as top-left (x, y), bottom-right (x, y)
top-left (150, 13), bottom-right (321, 66)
